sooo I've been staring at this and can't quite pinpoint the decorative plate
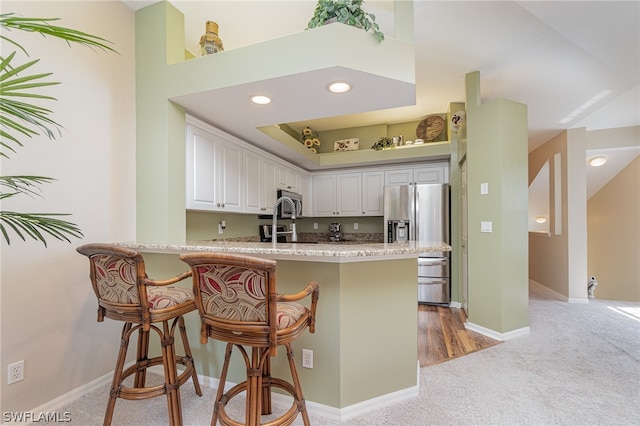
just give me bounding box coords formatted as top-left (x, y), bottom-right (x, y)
top-left (416, 115), bottom-right (445, 141)
top-left (334, 138), bottom-right (359, 152)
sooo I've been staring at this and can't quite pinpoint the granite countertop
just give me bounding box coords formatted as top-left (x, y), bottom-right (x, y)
top-left (115, 240), bottom-right (451, 263)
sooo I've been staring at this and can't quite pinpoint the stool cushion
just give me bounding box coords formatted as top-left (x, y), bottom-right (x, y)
top-left (196, 264), bottom-right (308, 328)
top-left (147, 287), bottom-right (195, 310)
top-left (276, 302), bottom-right (307, 329)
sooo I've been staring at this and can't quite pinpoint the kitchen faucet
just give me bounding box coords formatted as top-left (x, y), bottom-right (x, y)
top-left (272, 196), bottom-right (298, 244)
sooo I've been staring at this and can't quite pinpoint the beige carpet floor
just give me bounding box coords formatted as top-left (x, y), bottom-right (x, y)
top-left (33, 281), bottom-right (640, 425)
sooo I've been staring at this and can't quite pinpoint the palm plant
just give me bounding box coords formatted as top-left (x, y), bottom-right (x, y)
top-left (0, 13), bottom-right (115, 246)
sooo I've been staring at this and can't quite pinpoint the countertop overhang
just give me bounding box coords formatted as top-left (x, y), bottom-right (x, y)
top-left (115, 240), bottom-right (451, 263)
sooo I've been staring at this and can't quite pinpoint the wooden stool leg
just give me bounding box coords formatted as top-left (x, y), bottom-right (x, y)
top-left (285, 343), bottom-right (310, 426)
top-left (134, 327), bottom-right (149, 388)
top-left (177, 316), bottom-right (202, 396)
top-left (245, 348), bottom-right (261, 426)
top-left (211, 343), bottom-right (233, 426)
top-left (161, 321), bottom-right (182, 426)
top-left (260, 350), bottom-right (272, 416)
top-left (104, 322), bottom-right (133, 426)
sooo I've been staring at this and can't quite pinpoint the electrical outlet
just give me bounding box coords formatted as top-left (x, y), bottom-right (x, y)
top-left (302, 349), bottom-right (313, 369)
top-left (313, 223), bottom-right (318, 230)
top-left (353, 222), bottom-right (359, 230)
top-left (8, 360), bottom-right (24, 385)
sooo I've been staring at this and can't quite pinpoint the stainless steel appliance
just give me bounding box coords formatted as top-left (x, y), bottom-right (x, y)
top-left (276, 189), bottom-right (302, 219)
top-left (384, 183), bottom-right (450, 305)
top-left (329, 223), bottom-right (341, 242)
top-left (259, 225), bottom-right (287, 242)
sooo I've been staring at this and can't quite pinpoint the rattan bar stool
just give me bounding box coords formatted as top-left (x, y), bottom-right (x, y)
top-left (179, 252), bottom-right (319, 426)
top-left (77, 243), bottom-right (202, 426)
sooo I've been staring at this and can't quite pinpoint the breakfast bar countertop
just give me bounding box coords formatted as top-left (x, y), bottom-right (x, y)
top-left (115, 240), bottom-right (451, 263)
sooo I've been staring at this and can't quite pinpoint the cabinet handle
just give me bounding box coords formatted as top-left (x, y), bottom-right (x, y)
top-left (221, 203), bottom-right (225, 208)
top-left (217, 203), bottom-right (221, 207)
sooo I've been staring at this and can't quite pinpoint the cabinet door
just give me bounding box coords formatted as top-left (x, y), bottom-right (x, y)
top-left (217, 139), bottom-right (243, 212)
top-left (312, 175), bottom-right (337, 217)
top-left (262, 158), bottom-right (277, 213)
top-left (385, 169), bottom-right (413, 185)
top-left (243, 150), bottom-right (262, 213)
top-left (362, 171), bottom-right (384, 216)
top-left (413, 166), bottom-right (446, 184)
top-left (336, 173), bottom-right (362, 216)
top-left (186, 125), bottom-right (217, 211)
top-left (299, 172), bottom-right (312, 216)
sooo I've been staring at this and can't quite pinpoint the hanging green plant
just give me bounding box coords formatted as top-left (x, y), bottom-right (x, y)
top-left (306, 0), bottom-right (384, 43)
top-left (0, 13), bottom-right (116, 246)
top-left (371, 136), bottom-right (394, 151)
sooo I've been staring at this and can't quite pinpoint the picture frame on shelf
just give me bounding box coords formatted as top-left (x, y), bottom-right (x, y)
top-left (334, 138), bottom-right (359, 152)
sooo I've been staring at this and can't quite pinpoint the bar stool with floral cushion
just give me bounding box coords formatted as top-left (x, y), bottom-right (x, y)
top-left (77, 243), bottom-right (202, 426)
top-left (179, 252), bottom-right (319, 426)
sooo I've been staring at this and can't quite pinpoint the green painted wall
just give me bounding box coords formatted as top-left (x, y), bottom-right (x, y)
top-left (186, 211), bottom-right (384, 241)
top-left (143, 253), bottom-right (417, 408)
top-left (465, 72), bottom-right (529, 334)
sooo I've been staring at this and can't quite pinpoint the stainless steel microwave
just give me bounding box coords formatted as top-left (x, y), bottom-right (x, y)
top-left (277, 189), bottom-right (302, 219)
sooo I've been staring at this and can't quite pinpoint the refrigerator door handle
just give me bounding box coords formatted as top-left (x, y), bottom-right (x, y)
top-left (413, 190), bottom-right (419, 241)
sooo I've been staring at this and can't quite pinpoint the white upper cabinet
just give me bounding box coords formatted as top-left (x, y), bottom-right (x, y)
top-left (384, 164), bottom-right (448, 185)
top-left (336, 173), bottom-right (362, 216)
top-left (312, 174), bottom-right (337, 217)
top-left (217, 140), bottom-right (243, 211)
top-left (186, 123), bottom-right (242, 212)
top-left (261, 158), bottom-right (278, 213)
top-left (243, 150), bottom-right (263, 214)
top-left (361, 171), bottom-right (384, 216)
top-left (312, 172), bottom-right (362, 217)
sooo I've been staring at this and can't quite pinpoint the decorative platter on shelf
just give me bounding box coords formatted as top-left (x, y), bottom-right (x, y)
top-left (416, 115), bottom-right (445, 141)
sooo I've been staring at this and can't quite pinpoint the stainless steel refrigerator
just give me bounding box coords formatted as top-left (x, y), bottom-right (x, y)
top-left (383, 183), bottom-right (450, 305)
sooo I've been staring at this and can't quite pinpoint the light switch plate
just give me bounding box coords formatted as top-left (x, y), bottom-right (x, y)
top-left (481, 221), bottom-right (492, 233)
top-left (480, 182), bottom-right (489, 195)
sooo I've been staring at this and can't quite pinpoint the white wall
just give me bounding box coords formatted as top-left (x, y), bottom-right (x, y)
top-left (0, 1), bottom-right (136, 413)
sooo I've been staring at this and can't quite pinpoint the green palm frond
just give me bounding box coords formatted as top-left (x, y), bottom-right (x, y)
top-left (0, 175), bottom-right (56, 199)
top-left (0, 12), bottom-right (116, 246)
top-left (0, 211), bottom-right (83, 247)
top-left (0, 13), bottom-right (117, 57)
top-left (0, 52), bottom-right (62, 156)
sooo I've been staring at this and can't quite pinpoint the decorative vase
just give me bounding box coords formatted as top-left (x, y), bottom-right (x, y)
top-left (199, 21), bottom-right (224, 56)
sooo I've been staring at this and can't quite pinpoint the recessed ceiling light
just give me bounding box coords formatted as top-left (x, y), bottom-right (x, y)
top-left (535, 216), bottom-right (547, 224)
top-left (250, 95), bottom-right (271, 105)
top-left (327, 81), bottom-right (351, 94)
top-left (589, 156), bottom-right (606, 167)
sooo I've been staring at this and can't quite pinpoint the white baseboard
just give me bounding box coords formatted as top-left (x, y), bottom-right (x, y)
top-left (25, 364), bottom-right (418, 425)
top-left (155, 365), bottom-right (419, 422)
top-left (465, 321), bottom-right (530, 341)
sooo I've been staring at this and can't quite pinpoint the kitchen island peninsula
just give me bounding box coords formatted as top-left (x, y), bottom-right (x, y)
top-left (115, 240), bottom-right (450, 420)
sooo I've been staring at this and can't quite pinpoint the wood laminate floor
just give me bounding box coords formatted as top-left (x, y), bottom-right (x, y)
top-left (418, 304), bottom-right (502, 367)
